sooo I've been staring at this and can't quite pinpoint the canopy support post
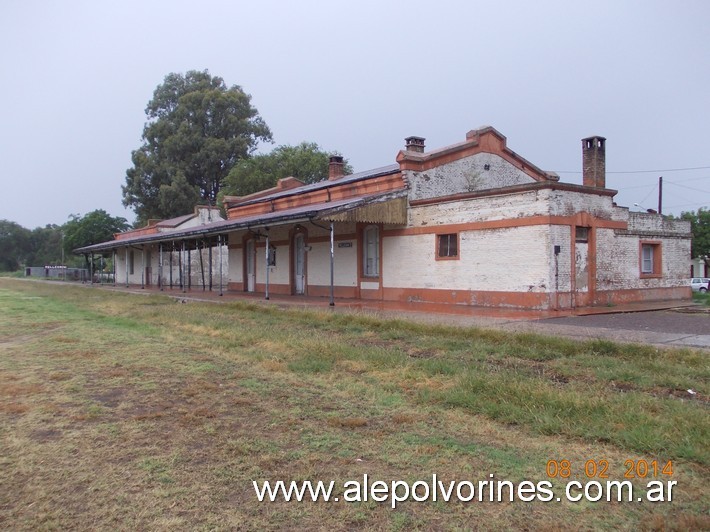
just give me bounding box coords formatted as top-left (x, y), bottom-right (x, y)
top-left (329, 222), bottom-right (335, 306)
top-left (218, 235), bottom-right (223, 296)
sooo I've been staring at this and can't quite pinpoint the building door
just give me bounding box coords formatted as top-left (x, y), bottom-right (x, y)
top-left (145, 251), bottom-right (152, 286)
top-left (294, 233), bottom-right (306, 295)
top-left (574, 226), bottom-right (590, 307)
top-left (246, 239), bottom-right (256, 292)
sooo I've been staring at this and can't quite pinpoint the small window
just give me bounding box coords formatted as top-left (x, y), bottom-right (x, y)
top-left (575, 226), bottom-right (589, 243)
top-left (437, 233), bottom-right (459, 259)
top-left (640, 242), bottom-right (661, 277)
top-left (129, 250), bottom-right (134, 275)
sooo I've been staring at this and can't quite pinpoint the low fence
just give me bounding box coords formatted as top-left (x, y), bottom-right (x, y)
top-left (25, 266), bottom-right (91, 282)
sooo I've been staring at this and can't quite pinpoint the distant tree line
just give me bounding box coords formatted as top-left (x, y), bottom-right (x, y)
top-left (0, 210), bottom-right (128, 272)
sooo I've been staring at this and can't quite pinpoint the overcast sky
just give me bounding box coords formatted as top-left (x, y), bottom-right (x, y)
top-left (1, 0), bottom-right (708, 229)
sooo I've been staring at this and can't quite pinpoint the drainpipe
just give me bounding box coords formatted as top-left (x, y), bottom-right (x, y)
top-left (125, 247), bottom-right (129, 287)
top-left (169, 243), bottom-right (173, 289)
top-left (112, 249), bottom-right (116, 286)
top-left (141, 246), bottom-right (145, 289)
top-left (90, 252), bottom-right (94, 285)
top-left (265, 229), bottom-right (270, 300)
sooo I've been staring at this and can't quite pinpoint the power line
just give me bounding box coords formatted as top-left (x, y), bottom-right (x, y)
top-left (612, 176), bottom-right (710, 191)
top-left (555, 166), bottom-right (710, 174)
top-left (666, 182), bottom-right (710, 194)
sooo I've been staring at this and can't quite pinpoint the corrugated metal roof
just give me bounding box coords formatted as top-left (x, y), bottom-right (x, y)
top-left (156, 213), bottom-right (195, 227)
top-left (73, 189), bottom-right (407, 254)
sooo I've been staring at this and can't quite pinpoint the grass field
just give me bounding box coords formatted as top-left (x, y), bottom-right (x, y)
top-left (0, 278), bottom-right (708, 530)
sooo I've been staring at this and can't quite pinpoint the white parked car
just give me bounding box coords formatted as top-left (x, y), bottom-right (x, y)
top-left (690, 278), bottom-right (710, 292)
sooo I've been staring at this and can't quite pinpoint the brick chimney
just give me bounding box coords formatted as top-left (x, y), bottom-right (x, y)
top-left (405, 136), bottom-right (426, 153)
top-left (328, 155), bottom-right (344, 180)
top-left (582, 135), bottom-right (606, 188)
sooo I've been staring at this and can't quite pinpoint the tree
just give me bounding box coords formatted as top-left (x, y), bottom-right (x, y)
top-left (63, 210), bottom-right (129, 268)
top-left (0, 220), bottom-right (31, 271)
top-left (27, 225), bottom-right (64, 267)
top-left (680, 208), bottom-right (710, 261)
top-left (122, 70), bottom-right (272, 224)
top-left (221, 142), bottom-right (353, 198)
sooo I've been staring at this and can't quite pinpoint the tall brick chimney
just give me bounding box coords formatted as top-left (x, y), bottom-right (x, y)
top-left (405, 136), bottom-right (426, 153)
top-left (328, 155), bottom-right (344, 180)
top-left (582, 135), bottom-right (606, 188)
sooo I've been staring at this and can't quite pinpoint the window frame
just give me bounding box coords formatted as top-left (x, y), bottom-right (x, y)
top-left (436, 232), bottom-right (460, 261)
top-left (362, 225), bottom-right (380, 278)
top-left (639, 241), bottom-right (662, 278)
top-left (575, 226), bottom-right (589, 243)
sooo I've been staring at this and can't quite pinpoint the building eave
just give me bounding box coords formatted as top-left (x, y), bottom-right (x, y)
top-left (408, 181), bottom-right (618, 207)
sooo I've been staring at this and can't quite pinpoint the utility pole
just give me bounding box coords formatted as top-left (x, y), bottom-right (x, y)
top-left (658, 176), bottom-right (663, 215)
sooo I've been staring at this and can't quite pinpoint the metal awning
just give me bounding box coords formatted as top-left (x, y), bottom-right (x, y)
top-left (73, 189), bottom-right (409, 254)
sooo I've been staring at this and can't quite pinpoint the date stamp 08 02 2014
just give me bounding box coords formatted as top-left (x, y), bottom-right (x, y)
top-left (546, 459), bottom-right (674, 480)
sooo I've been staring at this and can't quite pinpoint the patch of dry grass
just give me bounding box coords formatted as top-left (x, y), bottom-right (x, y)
top-left (0, 279), bottom-right (708, 530)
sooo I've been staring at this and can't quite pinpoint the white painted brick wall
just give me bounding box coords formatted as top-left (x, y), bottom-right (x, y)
top-left (383, 225), bottom-right (551, 292)
top-left (308, 242), bottom-right (358, 287)
top-left (547, 190), bottom-right (616, 218)
top-left (409, 189), bottom-right (553, 227)
top-left (114, 244), bottom-right (227, 288)
top-left (549, 225), bottom-right (572, 292)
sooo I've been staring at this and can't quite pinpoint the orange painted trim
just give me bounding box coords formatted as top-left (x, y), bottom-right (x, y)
top-left (397, 128), bottom-right (549, 178)
top-left (592, 286), bottom-right (689, 306)
top-left (588, 226), bottom-right (597, 303)
top-left (360, 288), bottom-right (383, 300)
top-left (434, 232), bottom-right (460, 261)
top-left (306, 285), bottom-right (358, 299)
top-left (226, 172), bottom-right (405, 220)
top-left (383, 215), bottom-right (627, 238)
top-left (115, 226), bottom-right (160, 240)
top-left (220, 284), bottom-right (691, 310)
top-left (639, 240), bottom-right (663, 278)
top-left (382, 287), bottom-right (550, 309)
top-left (254, 282), bottom-right (291, 295)
top-left (398, 139), bottom-right (549, 182)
